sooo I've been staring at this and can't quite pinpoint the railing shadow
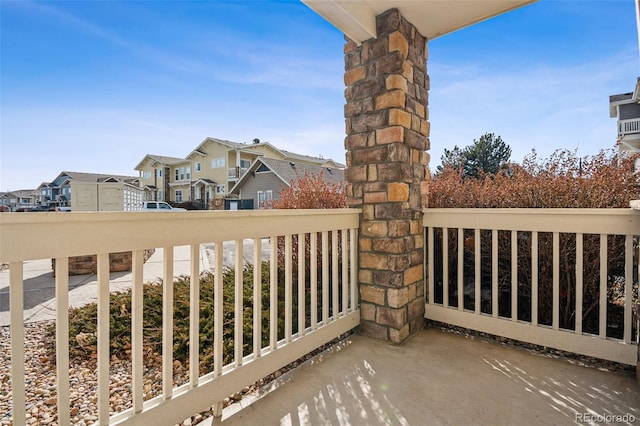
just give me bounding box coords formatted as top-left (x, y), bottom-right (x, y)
top-left (220, 328), bottom-right (639, 425)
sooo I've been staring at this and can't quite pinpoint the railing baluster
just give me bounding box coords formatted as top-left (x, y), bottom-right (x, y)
top-left (270, 236), bottom-right (278, 349)
top-left (322, 231), bottom-right (329, 325)
top-left (511, 230), bottom-right (518, 322)
top-left (132, 250), bottom-right (144, 413)
top-left (428, 227), bottom-right (434, 305)
top-left (332, 230), bottom-right (339, 321)
top-left (492, 230), bottom-right (498, 318)
top-left (235, 240), bottom-right (244, 365)
top-left (457, 228), bottom-right (463, 310)
top-left (350, 228), bottom-right (357, 312)
top-left (285, 235), bottom-right (292, 343)
top-left (311, 232), bottom-right (318, 329)
top-left (599, 234), bottom-right (607, 338)
top-left (575, 234), bottom-right (583, 335)
top-left (163, 247), bottom-right (174, 398)
top-left (624, 234), bottom-right (633, 344)
top-left (531, 232), bottom-right (538, 326)
top-left (474, 229), bottom-right (481, 315)
top-left (9, 262), bottom-right (25, 426)
top-left (254, 238), bottom-right (263, 357)
top-left (97, 253), bottom-right (110, 422)
top-left (55, 257), bottom-right (70, 425)
top-left (552, 233), bottom-right (559, 330)
top-left (214, 241), bottom-right (223, 375)
top-left (189, 244), bottom-right (200, 386)
top-left (298, 233), bottom-right (306, 336)
top-left (341, 230), bottom-right (348, 317)
top-left (443, 228), bottom-right (449, 308)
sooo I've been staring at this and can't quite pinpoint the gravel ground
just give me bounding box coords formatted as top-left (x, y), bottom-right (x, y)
top-left (0, 321), bottom-right (217, 426)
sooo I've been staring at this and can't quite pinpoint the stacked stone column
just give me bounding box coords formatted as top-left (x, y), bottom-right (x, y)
top-left (344, 8), bottom-right (430, 344)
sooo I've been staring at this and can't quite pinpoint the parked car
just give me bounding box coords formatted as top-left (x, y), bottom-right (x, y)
top-left (140, 201), bottom-right (187, 212)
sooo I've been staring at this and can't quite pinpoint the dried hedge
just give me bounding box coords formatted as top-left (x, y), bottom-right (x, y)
top-left (428, 148), bottom-right (639, 337)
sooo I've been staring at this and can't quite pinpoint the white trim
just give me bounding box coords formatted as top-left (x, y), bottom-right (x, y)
top-left (426, 305), bottom-right (637, 365)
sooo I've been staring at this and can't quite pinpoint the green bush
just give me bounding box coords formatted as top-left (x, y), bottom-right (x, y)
top-left (45, 262), bottom-right (293, 373)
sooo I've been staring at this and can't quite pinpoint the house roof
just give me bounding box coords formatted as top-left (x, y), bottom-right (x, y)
top-left (6, 189), bottom-right (38, 198)
top-left (135, 154), bottom-right (187, 170)
top-left (609, 78), bottom-right (640, 117)
top-left (230, 157), bottom-right (344, 195)
top-left (186, 137), bottom-right (247, 159)
top-left (192, 178), bottom-right (217, 186)
top-left (302, 0), bottom-right (537, 44)
top-left (51, 171), bottom-right (139, 186)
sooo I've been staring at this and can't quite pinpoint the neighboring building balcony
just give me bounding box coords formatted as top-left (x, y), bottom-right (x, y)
top-left (227, 167), bottom-right (249, 181)
top-left (618, 118), bottom-right (640, 137)
top-left (0, 207), bottom-right (638, 425)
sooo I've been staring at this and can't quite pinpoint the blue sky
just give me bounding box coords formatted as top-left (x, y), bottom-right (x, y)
top-left (1, 0), bottom-right (638, 191)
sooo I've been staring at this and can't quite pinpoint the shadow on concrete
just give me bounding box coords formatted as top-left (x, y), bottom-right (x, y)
top-left (219, 329), bottom-right (639, 425)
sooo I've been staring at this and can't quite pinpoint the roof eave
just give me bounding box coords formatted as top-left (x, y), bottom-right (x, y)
top-left (301, 0), bottom-right (538, 43)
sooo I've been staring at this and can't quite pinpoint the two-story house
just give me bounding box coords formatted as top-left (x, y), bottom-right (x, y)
top-left (610, 77), bottom-right (640, 163)
top-left (41, 171), bottom-right (139, 208)
top-left (0, 189), bottom-right (40, 211)
top-left (135, 137), bottom-right (345, 208)
top-left (135, 155), bottom-right (189, 204)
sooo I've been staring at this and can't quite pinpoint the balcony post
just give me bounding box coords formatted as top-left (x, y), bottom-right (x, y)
top-left (344, 8), bottom-right (430, 344)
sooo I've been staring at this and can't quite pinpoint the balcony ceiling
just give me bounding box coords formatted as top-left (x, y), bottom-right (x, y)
top-left (302, 0), bottom-right (537, 43)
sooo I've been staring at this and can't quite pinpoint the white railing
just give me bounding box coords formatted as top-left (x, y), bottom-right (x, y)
top-left (227, 167), bottom-right (249, 180)
top-left (424, 208), bottom-right (639, 365)
top-left (619, 118), bottom-right (640, 136)
top-left (1, 209), bottom-right (360, 425)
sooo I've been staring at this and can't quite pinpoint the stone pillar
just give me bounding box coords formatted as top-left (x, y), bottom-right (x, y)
top-left (344, 8), bottom-right (430, 344)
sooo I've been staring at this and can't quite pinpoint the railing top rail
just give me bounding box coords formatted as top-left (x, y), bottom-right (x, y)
top-left (0, 208), bottom-right (361, 262)
top-left (423, 208), bottom-right (639, 235)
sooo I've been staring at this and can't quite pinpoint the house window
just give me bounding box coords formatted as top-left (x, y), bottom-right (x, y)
top-left (175, 190), bottom-right (183, 203)
top-left (186, 167), bottom-right (191, 180)
top-left (211, 158), bottom-right (225, 168)
top-left (143, 171), bottom-right (151, 179)
top-left (175, 169), bottom-right (179, 181)
top-left (240, 159), bottom-right (251, 169)
top-left (258, 190), bottom-right (273, 209)
top-left (157, 169), bottom-right (162, 177)
top-left (157, 190), bottom-right (163, 201)
top-left (195, 162), bottom-right (201, 172)
top-left (216, 184), bottom-right (226, 195)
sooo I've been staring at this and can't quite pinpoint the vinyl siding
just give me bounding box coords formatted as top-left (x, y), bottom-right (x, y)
top-left (236, 171), bottom-right (286, 208)
top-left (620, 103), bottom-right (640, 120)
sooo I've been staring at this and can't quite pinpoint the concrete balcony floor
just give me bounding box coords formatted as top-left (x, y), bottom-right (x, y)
top-left (215, 327), bottom-right (639, 425)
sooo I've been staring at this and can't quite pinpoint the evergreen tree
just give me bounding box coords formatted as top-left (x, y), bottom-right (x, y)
top-left (437, 132), bottom-right (511, 178)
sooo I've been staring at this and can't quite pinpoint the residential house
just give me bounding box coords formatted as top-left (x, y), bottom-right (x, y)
top-left (134, 155), bottom-right (189, 203)
top-left (40, 171), bottom-right (139, 208)
top-left (135, 137), bottom-right (345, 208)
top-left (229, 157), bottom-right (345, 209)
top-left (610, 77), bottom-right (640, 168)
top-left (0, 189), bottom-right (39, 211)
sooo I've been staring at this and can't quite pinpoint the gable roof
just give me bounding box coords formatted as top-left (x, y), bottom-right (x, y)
top-left (135, 154), bottom-right (187, 170)
top-left (230, 157), bottom-right (344, 194)
top-left (51, 171), bottom-right (139, 186)
top-left (11, 189), bottom-right (38, 199)
top-left (186, 137), bottom-right (248, 159)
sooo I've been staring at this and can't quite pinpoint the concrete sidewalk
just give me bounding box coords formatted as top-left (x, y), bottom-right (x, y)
top-left (0, 245), bottom-right (208, 326)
